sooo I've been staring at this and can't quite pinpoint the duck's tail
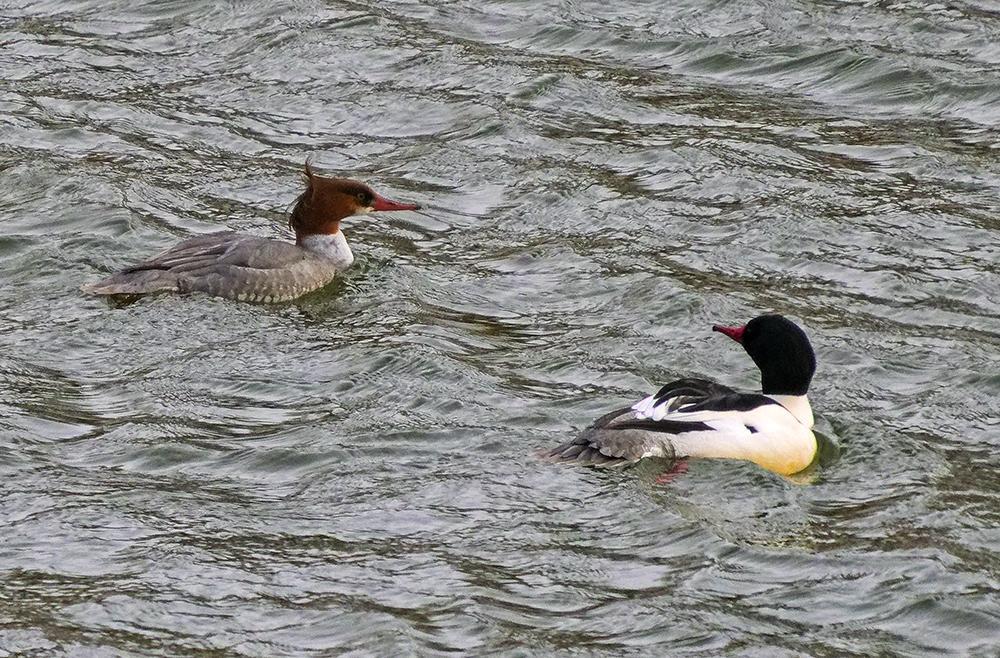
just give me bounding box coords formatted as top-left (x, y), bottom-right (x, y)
top-left (545, 427), bottom-right (677, 466)
top-left (81, 269), bottom-right (181, 296)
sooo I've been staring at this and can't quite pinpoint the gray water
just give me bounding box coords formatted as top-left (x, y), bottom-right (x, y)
top-left (2, 0), bottom-right (999, 655)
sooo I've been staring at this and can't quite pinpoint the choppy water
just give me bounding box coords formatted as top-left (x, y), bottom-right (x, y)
top-left (2, 0), bottom-right (999, 655)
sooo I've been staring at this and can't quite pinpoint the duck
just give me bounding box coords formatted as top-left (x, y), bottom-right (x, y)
top-left (82, 164), bottom-right (420, 302)
top-left (547, 314), bottom-right (818, 476)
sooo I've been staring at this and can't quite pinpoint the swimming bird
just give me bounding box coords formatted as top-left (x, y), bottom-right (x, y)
top-left (547, 314), bottom-right (818, 476)
top-left (82, 165), bottom-right (420, 302)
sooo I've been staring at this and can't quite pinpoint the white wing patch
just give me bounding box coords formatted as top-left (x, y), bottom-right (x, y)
top-left (631, 395), bottom-right (656, 417)
top-left (632, 393), bottom-right (695, 421)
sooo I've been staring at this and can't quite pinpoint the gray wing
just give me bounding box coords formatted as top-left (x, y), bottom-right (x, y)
top-left (83, 232), bottom-right (331, 300)
top-left (128, 232), bottom-right (307, 273)
top-left (83, 232), bottom-right (239, 295)
top-left (170, 235), bottom-right (330, 300)
top-left (546, 406), bottom-right (677, 467)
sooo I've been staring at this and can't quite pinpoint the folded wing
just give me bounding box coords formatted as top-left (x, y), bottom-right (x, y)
top-left (83, 232), bottom-right (316, 297)
top-left (547, 378), bottom-right (780, 467)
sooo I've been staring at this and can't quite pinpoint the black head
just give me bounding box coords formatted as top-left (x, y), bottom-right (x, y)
top-left (712, 314), bottom-right (816, 395)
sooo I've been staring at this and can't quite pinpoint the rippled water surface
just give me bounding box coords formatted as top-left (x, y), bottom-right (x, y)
top-left (2, 0), bottom-right (999, 655)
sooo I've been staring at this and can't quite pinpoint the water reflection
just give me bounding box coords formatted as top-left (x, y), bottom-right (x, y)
top-left (0, 0), bottom-right (998, 655)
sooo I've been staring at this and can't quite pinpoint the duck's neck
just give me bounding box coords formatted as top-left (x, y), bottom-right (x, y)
top-left (299, 232), bottom-right (354, 269)
top-left (767, 394), bottom-right (813, 427)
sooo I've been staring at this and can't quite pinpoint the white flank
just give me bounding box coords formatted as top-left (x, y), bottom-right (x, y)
top-left (625, 389), bottom-right (817, 475)
top-left (667, 404), bottom-right (816, 474)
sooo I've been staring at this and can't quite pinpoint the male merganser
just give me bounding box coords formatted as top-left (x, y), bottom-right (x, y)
top-left (82, 165), bottom-right (420, 302)
top-left (547, 314), bottom-right (818, 476)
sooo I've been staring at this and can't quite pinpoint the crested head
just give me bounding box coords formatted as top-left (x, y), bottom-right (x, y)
top-left (712, 314), bottom-right (816, 396)
top-left (288, 164), bottom-right (420, 242)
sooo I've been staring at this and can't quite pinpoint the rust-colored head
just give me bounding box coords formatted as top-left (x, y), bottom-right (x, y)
top-left (288, 164), bottom-right (420, 240)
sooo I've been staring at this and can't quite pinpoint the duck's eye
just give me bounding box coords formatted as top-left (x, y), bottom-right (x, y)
top-left (356, 191), bottom-right (370, 205)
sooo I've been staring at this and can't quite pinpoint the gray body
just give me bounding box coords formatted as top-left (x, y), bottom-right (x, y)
top-left (82, 231), bottom-right (353, 302)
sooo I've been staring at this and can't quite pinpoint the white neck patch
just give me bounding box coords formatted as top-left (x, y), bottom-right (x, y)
top-left (768, 394), bottom-right (814, 428)
top-left (300, 232), bottom-right (354, 269)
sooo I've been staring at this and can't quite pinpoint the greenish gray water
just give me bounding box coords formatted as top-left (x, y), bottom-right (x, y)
top-left (2, 1), bottom-right (999, 655)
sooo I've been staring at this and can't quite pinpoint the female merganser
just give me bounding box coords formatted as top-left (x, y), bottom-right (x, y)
top-left (82, 165), bottom-right (420, 302)
top-left (547, 314), bottom-right (818, 476)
